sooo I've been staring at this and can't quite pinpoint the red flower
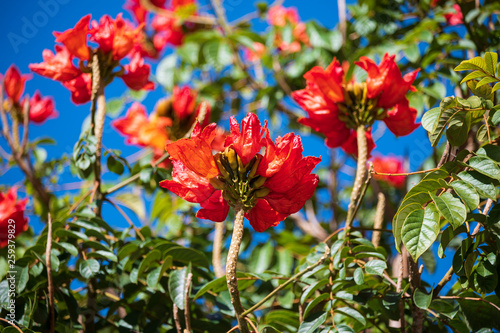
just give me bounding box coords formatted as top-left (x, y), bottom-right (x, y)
top-left (244, 42), bottom-right (266, 62)
top-left (113, 102), bottom-right (170, 152)
top-left (172, 86), bottom-right (197, 120)
top-left (62, 73), bottom-right (92, 105)
top-left (90, 14), bottom-right (144, 60)
top-left (0, 188), bottom-right (28, 248)
top-left (292, 56), bottom-right (420, 155)
top-left (29, 46), bottom-right (82, 82)
top-left (355, 53), bottom-right (419, 109)
top-left (27, 91), bottom-right (58, 124)
top-left (384, 98), bottom-right (420, 137)
top-left (151, 15), bottom-right (185, 46)
top-left (54, 14), bottom-right (91, 61)
top-left (159, 113), bottom-right (320, 232)
top-left (341, 130), bottom-right (376, 158)
top-left (3, 65), bottom-right (30, 103)
top-left (268, 6), bottom-right (299, 27)
top-left (444, 4), bottom-right (463, 26)
top-left (372, 155), bottom-right (406, 188)
top-left (121, 53), bottom-right (155, 91)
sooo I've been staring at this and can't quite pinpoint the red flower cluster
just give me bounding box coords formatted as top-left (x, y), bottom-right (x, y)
top-left (125, 0), bottom-right (198, 58)
top-left (113, 85), bottom-right (217, 164)
top-left (372, 156), bottom-right (406, 188)
top-left (444, 4), bottom-right (463, 26)
top-left (160, 113), bottom-right (320, 232)
top-left (292, 54), bottom-right (420, 155)
top-left (30, 14), bottom-right (154, 105)
top-left (0, 188), bottom-right (28, 248)
top-left (268, 6), bottom-right (309, 54)
top-left (3, 66), bottom-right (57, 124)
top-left (244, 42), bottom-right (266, 63)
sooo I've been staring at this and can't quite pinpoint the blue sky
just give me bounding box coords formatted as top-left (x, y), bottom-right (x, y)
top-left (0, 0), bottom-right (453, 290)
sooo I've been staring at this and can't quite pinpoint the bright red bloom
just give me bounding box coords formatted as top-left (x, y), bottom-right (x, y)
top-left (244, 42), bottom-right (266, 62)
top-left (268, 6), bottom-right (299, 27)
top-left (0, 188), bottom-right (28, 248)
top-left (113, 102), bottom-right (170, 150)
top-left (121, 53), bottom-right (155, 91)
top-left (355, 53), bottom-right (419, 109)
top-left (292, 56), bottom-right (420, 155)
top-left (62, 73), bottom-right (92, 105)
top-left (160, 113), bottom-right (320, 232)
top-left (29, 46), bottom-right (82, 82)
top-left (90, 14), bottom-right (144, 60)
top-left (151, 15), bottom-right (185, 46)
top-left (172, 85), bottom-right (197, 120)
top-left (444, 4), bottom-right (463, 26)
top-left (372, 155), bottom-right (406, 188)
top-left (341, 130), bottom-right (376, 158)
top-left (3, 65), bottom-right (30, 103)
top-left (27, 91), bottom-right (58, 124)
top-left (384, 98), bottom-right (420, 137)
top-left (54, 14), bottom-right (91, 61)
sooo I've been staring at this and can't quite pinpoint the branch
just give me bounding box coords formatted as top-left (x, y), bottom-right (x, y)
top-left (226, 204), bottom-right (250, 333)
top-left (241, 244), bottom-right (330, 317)
top-left (371, 192), bottom-right (385, 248)
top-left (184, 272), bottom-right (193, 333)
top-left (212, 222), bottom-right (225, 278)
top-left (46, 213), bottom-right (55, 333)
top-left (173, 304), bottom-right (182, 333)
top-left (105, 198), bottom-right (145, 241)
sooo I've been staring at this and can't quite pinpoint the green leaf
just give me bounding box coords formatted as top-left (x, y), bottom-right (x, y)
top-left (450, 180), bottom-right (480, 211)
top-left (476, 76), bottom-right (498, 88)
top-left (203, 39), bottom-right (233, 69)
top-left (168, 266), bottom-right (190, 310)
top-left (413, 287), bottom-right (432, 309)
top-left (472, 261), bottom-right (498, 294)
top-left (353, 267), bottom-right (364, 285)
top-left (421, 107), bottom-right (440, 132)
top-left (455, 56), bottom-right (487, 72)
top-left (303, 293), bottom-right (329, 319)
top-left (402, 203), bottom-right (441, 261)
top-left (364, 260), bottom-right (387, 276)
top-left (79, 259), bottom-right (100, 279)
top-left (458, 170), bottom-right (497, 200)
top-left (177, 42), bottom-right (200, 65)
top-left (54, 242), bottom-right (78, 257)
top-left (336, 307), bottom-right (366, 326)
top-left (446, 110), bottom-right (471, 147)
top-left (484, 52), bottom-right (498, 76)
top-left (298, 312), bottom-right (328, 333)
top-left (429, 192), bottom-right (466, 229)
top-left (87, 250), bottom-right (118, 262)
top-left (467, 156), bottom-right (500, 180)
top-left (156, 54), bottom-right (177, 90)
top-left (107, 155), bottom-right (125, 175)
top-left (138, 250), bottom-right (161, 277)
top-left (460, 70), bottom-right (488, 84)
top-left (164, 246), bottom-right (209, 268)
top-left (300, 279), bottom-right (329, 304)
top-left (476, 144), bottom-right (500, 161)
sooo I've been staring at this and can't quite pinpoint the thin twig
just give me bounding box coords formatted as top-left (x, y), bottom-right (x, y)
top-left (173, 304), bottom-right (182, 333)
top-left (0, 318), bottom-right (23, 333)
top-left (371, 167), bottom-right (440, 177)
top-left (19, 96), bottom-right (30, 156)
top-left (184, 272), bottom-right (193, 333)
top-left (439, 296), bottom-right (500, 312)
top-left (241, 244), bottom-right (330, 317)
top-left (105, 198), bottom-right (145, 241)
top-left (46, 213), bottom-right (55, 333)
top-left (372, 192), bottom-right (386, 248)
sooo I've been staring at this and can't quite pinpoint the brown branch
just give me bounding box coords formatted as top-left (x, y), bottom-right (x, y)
top-left (212, 222), bottom-right (225, 278)
top-left (226, 204), bottom-right (250, 333)
top-left (184, 272), bottom-right (193, 333)
top-left (19, 96), bottom-right (30, 156)
top-left (0, 318), bottom-right (23, 333)
top-left (439, 296), bottom-right (500, 313)
top-left (173, 304), bottom-right (182, 333)
top-left (105, 198), bottom-right (145, 241)
top-left (371, 192), bottom-right (386, 248)
top-left (345, 126), bottom-right (368, 235)
top-left (46, 213), bottom-right (55, 333)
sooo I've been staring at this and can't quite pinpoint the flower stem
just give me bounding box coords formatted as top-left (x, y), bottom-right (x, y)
top-left (226, 204), bottom-right (250, 333)
top-left (345, 125), bottom-right (368, 235)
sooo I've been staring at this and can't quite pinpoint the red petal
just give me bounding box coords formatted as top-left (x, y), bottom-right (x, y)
top-left (303, 61), bottom-right (345, 104)
top-left (266, 174), bottom-right (319, 214)
top-left (196, 190), bottom-right (229, 222)
top-left (245, 199), bottom-right (288, 232)
top-left (383, 99), bottom-right (420, 137)
top-left (224, 113), bottom-right (265, 165)
top-left (159, 159), bottom-right (215, 203)
top-left (55, 14), bottom-right (91, 61)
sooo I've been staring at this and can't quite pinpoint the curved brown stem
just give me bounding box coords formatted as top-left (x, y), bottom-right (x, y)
top-left (345, 126), bottom-right (368, 235)
top-left (226, 204), bottom-right (250, 333)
